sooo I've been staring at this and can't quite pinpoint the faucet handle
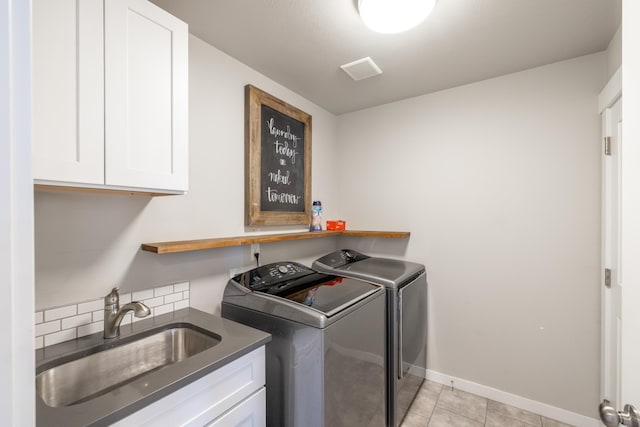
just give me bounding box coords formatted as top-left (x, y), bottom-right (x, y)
top-left (104, 287), bottom-right (120, 306)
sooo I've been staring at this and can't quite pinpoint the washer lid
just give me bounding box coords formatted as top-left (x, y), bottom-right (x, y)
top-left (271, 276), bottom-right (380, 317)
top-left (228, 261), bottom-right (383, 323)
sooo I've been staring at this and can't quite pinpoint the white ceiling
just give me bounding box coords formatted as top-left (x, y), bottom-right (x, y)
top-left (150, 0), bottom-right (621, 115)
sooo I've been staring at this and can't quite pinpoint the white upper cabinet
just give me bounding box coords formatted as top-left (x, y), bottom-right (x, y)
top-left (33, 0), bottom-right (104, 185)
top-left (33, 0), bottom-right (188, 194)
top-left (104, 0), bottom-right (188, 192)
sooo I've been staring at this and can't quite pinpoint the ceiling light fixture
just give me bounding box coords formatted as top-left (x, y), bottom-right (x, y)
top-left (358, 0), bottom-right (437, 34)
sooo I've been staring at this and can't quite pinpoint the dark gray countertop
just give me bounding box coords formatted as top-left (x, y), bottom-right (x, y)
top-left (36, 307), bottom-right (271, 427)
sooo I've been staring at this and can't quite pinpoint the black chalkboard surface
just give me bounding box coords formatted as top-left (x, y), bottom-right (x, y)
top-left (260, 104), bottom-right (305, 212)
top-left (245, 84), bottom-right (312, 226)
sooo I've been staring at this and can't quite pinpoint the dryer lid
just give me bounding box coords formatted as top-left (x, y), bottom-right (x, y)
top-left (313, 250), bottom-right (425, 289)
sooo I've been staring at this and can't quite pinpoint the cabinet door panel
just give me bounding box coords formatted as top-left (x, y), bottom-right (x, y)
top-left (32, 0), bottom-right (104, 184)
top-left (207, 388), bottom-right (266, 427)
top-left (105, 0), bottom-right (188, 192)
top-left (111, 347), bottom-right (266, 427)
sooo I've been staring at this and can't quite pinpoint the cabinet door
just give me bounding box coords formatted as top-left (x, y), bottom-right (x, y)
top-left (207, 388), bottom-right (266, 427)
top-left (105, 0), bottom-right (188, 192)
top-left (32, 0), bottom-right (104, 184)
top-left (111, 347), bottom-right (266, 427)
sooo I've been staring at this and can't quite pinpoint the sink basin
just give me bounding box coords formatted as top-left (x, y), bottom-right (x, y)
top-left (36, 324), bottom-right (221, 408)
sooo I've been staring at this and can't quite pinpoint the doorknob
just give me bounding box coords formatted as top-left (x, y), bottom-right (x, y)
top-left (600, 399), bottom-right (640, 427)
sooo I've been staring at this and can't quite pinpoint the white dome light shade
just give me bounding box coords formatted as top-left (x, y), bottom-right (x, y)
top-left (358, 0), bottom-right (437, 34)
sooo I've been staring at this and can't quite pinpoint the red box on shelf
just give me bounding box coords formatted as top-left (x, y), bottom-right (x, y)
top-left (326, 220), bottom-right (346, 231)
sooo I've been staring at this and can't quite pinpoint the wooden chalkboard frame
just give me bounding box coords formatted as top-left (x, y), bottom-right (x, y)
top-left (245, 85), bottom-right (312, 226)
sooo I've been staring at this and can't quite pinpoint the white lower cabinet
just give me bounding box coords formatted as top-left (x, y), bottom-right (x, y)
top-left (206, 388), bottom-right (266, 427)
top-left (112, 347), bottom-right (266, 427)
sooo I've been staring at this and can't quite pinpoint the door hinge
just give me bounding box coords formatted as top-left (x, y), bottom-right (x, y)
top-left (604, 136), bottom-right (612, 156)
top-left (605, 268), bottom-right (612, 288)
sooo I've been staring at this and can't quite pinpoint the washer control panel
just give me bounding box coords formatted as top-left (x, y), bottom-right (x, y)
top-left (235, 262), bottom-right (313, 291)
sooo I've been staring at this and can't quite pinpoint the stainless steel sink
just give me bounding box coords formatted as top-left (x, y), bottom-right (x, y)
top-left (36, 324), bottom-right (221, 408)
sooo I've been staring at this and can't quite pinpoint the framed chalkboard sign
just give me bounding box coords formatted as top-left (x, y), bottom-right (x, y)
top-left (245, 85), bottom-right (312, 226)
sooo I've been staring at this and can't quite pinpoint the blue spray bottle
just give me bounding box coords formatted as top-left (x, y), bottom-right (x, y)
top-left (309, 201), bottom-right (323, 231)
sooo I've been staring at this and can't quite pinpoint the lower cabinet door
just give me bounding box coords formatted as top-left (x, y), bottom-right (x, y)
top-left (206, 388), bottom-right (266, 427)
top-left (111, 347), bottom-right (265, 427)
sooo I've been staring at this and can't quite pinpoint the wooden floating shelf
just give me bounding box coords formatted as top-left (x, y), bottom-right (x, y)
top-left (141, 230), bottom-right (410, 254)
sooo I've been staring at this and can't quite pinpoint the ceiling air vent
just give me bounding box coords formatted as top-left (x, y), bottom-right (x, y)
top-left (340, 57), bottom-right (382, 81)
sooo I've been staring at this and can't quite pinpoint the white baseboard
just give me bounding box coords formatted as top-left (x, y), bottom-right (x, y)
top-left (423, 369), bottom-right (601, 427)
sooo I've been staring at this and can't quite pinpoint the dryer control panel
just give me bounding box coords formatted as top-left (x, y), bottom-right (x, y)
top-left (313, 249), bottom-right (370, 268)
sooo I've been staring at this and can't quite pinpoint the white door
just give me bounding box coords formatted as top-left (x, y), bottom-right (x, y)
top-left (104, 0), bottom-right (188, 192)
top-left (601, 96), bottom-right (622, 410)
top-left (599, 86), bottom-right (640, 427)
top-left (619, 0), bottom-right (640, 416)
top-left (599, 1), bottom-right (640, 423)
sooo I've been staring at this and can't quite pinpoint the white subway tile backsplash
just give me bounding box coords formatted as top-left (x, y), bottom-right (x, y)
top-left (155, 303), bottom-right (174, 317)
top-left (61, 313), bottom-right (92, 330)
top-left (132, 289), bottom-right (154, 301)
top-left (92, 310), bottom-right (104, 322)
top-left (174, 282), bottom-right (189, 293)
top-left (174, 299), bottom-right (189, 311)
top-left (119, 293), bottom-right (132, 305)
top-left (164, 293), bottom-right (182, 304)
top-left (120, 313), bottom-right (133, 326)
top-left (132, 312), bottom-right (147, 323)
top-left (44, 305), bottom-right (77, 322)
top-left (144, 296), bottom-right (164, 308)
top-left (35, 282), bottom-right (190, 348)
top-left (45, 329), bottom-right (77, 347)
top-left (78, 321), bottom-right (104, 338)
top-left (35, 320), bottom-right (60, 337)
top-left (77, 298), bottom-right (103, 314)
top-left (154, 285), bottom-right (174, 297)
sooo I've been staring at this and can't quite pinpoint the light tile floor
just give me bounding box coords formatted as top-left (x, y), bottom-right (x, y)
top-left (401, 381), bottom-right (575, 427)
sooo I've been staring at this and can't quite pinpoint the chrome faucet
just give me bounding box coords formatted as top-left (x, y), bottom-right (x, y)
top-left (103, 287), bottom-right (151, 339)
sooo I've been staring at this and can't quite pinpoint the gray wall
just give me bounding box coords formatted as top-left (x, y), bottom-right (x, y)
top-left (606, 26), bottom-right (622, 78)
top-left (335, 53), bottom-right (606, 417)
top-left (35, 34), bottom-right (607, 418)
top-left (34, 35), bottom-right (343, 313)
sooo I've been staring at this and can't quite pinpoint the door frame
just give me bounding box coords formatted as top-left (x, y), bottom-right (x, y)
top-left (0, 0), bottom-right (35, 425)
top-left (599, 67), bottom-right (621, 407)
top-left (620, 0), bottom-right (640, 405)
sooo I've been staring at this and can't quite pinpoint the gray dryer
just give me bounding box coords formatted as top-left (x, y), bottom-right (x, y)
top-left (313, 250), bottom-right (427, 427)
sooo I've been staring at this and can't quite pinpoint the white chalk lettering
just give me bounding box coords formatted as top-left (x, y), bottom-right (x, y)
top-left (273, 140), bottom-right (299, 165)
top-left (266, 187), bottom-right (301, 205)
top-left (268, 169), bottom-right (291, 185)
top-left (267, 118), bottom-right (299, 146)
